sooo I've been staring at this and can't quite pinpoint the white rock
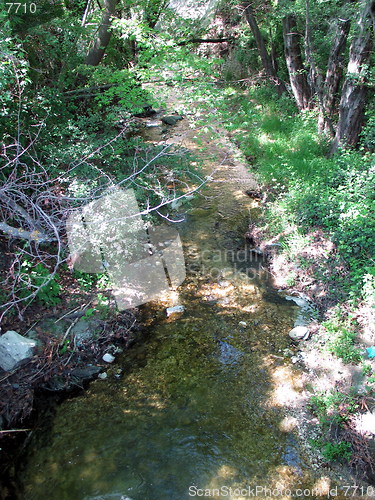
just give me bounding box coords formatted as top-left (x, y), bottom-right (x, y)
top-left (239, 321), bottom-right (247, 327)
top-left (98, 372), bottom-right (108, 379)
top-left (0, 331), bottom-right (37, 371)
top-left (102, 353), bottom-right (115, 363)
top-left (166, 305), bottom-right (185, 316)
top-left (288, 326), bottom-right (309, 341)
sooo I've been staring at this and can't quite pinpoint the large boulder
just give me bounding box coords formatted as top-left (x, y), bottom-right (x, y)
top-left (0, 331), bottom-right (37, 371)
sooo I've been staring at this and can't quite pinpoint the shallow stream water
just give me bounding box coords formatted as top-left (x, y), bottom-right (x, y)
top-left (19, 115), bottom-right (335, 500)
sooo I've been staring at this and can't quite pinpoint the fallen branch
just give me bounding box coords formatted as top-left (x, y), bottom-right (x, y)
top-left (0, 429), bottom-right (31, 434)
top-left (177, 37), bottom-right (235, 46)
top-left (62, 83), bottom-right (114, 96)
top-left (0, 222), bottom-right (53, 243)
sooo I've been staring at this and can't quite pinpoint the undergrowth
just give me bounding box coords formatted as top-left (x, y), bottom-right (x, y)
top-left (213, 82), bottom-right (374, 322)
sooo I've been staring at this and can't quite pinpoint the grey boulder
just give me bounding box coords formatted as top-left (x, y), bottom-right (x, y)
top-left (0, 331), bottom-right (37, 371)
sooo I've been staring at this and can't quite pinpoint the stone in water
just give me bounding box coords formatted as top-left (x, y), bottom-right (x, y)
top-left (166, 305), bottom-right (185, 316)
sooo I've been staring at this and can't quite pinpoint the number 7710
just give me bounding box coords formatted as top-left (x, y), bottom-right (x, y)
top-left (6, 3), bottom-right (37, 13)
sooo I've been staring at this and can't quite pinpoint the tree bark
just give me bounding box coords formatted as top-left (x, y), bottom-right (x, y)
top-left (242, 2), bottom-right (286, 95)
top-left (318, 18), bottom-right (351, 134)
top-left (144, 0), bottom-right (169, 29)
top-left (304, 0), bottom-right (321, 96)
top-left (85, 0), bottom-right (118, 66)
top-left (282, 14), bottom-right (311, 110)
top-left (331, 0), bottom-right (375, 153)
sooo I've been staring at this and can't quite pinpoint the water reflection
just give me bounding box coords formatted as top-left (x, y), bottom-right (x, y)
top-left (21, 118), bottom-right (318, 500)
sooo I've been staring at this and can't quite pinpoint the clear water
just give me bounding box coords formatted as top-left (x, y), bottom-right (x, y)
top-left (20, 125), bottom-right (324, 500)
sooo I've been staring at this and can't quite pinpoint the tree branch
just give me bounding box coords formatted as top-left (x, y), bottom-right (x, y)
top-left (0, 222), bottom-right (53, 243)
top-left (177, 37), bottom-right (235, 46)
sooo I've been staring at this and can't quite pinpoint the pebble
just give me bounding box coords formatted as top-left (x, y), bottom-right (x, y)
top-left (239, 321), bottom-right (247, 327)
top-left (102, 353), bottom-right (115, 363)
top-left (166, 305), bottom-right (185, 316)
top-left (98, 372), bottom-right (108, 379)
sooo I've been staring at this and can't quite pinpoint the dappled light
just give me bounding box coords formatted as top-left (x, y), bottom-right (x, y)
top-left (1, 0), bottom-right (374, 498)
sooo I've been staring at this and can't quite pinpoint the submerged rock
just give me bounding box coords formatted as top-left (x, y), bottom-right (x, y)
top-left (161, 115), bottom-right (183, 126)
top-left (0, 331), bottom-right (37, 371)
top-left (166, 305), bottom-right (185, 316)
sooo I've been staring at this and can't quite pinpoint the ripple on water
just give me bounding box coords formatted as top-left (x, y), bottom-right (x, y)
top-left (20, 108), bottom-right (322, 500)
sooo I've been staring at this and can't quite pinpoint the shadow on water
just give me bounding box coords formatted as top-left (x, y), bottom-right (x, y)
top-left (18, 212), bottom-right (315, 500)
top-left (17, 121), bottom-right (334, 500)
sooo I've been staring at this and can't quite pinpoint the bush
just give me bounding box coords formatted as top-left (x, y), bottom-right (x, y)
top-left (324, 315), bottom-right (362, 364)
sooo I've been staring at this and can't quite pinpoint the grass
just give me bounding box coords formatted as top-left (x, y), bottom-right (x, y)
top-left (214, 83), bottom-right (375, 315)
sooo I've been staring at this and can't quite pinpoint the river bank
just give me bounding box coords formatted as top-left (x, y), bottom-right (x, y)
top-left (1, 82), bottom-right (374, 499)
top-left (8, 90), bottom-right (372, 499)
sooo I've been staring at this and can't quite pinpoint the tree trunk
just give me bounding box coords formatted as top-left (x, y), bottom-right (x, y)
top-left (282, 14), bottom-right (311, 110)
top-left (331, 0), bottom-right (375, 153)
top-left (85, 0), bottom-right (118, 66)
top-left (270, 28), bottom-right (279, 74)
top-left (242, 2), bottom-right (286, 95)
top-left (318, 18), bottom-right (350, 134)
top-left (144, 0), bottom-right (169, 29)
top-left (304, 0), bottom-right (321, 96)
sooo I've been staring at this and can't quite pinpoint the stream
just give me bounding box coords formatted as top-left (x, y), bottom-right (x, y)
top-left (19, 107), bottom-right (332, 499)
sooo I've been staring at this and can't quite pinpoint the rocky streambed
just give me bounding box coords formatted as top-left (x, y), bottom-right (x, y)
top-left (1, 94), bottom-right (371, 499)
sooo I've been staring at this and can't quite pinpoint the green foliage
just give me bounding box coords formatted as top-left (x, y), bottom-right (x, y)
top-left (362, 362), bottom-right (373, 376)
top-left (74, 271), bottom-right (102, 292)
top-left (82, 65), bottom-right (155, 113)
top-left (361, 103), bottom-right (375, 151)
top-left (323, 313), bottom-right (362, 364)
top-left (308, 388), bottom-right (358, 463)
top-left (310, 439), bottom-right (352, 462)
top-left (83, 308), bottom-right (95, 319)
top-left (321, 441), bottom-right (352, 461)
top-left (19, 260), bottom-right (61, 306)
top-left (216, 83), bottom-right (374, 304)
top-left (310, 390), bottom-right (358, 424)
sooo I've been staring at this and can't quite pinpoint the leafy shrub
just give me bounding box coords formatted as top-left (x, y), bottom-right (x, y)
top-left (324, 318), bottom-right (362, 364)
top-left (19, 261), bottom-right (61, 306)
top-left (320, 441), bottom-right (352, 462)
